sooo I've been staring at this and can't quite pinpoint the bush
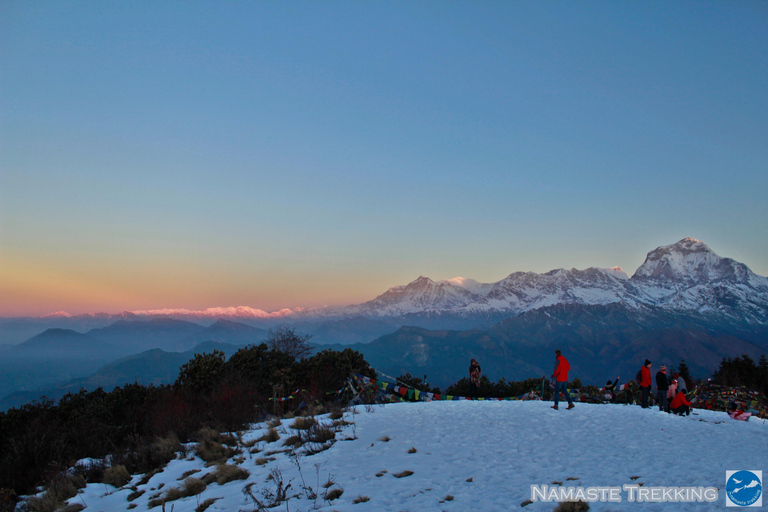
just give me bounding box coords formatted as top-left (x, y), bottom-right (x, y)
top-left (194, 428), bottom-right (238, 464)
top-left (290, 417), bottom-right (316, 430)
top-left (102, 465), bottom-right (131, 488)
top-left (258, 428), bottom-right (280, 443)
top-left (182, 477), bottom-right (207, 496)
top-left (205, 464), bottom-right (249, 485)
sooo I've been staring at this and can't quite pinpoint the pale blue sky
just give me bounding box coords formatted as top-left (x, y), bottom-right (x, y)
top-left (1, 1), bottom-right (766, 315)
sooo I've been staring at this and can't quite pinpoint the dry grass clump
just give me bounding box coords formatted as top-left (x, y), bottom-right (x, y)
top-left (258, 427), bottom-right (280, 443)
top-left (353, 495), bottom-right (370, 504)
top-left (53, 505), bottom-right (84, 512)
top-left (183, 477), bottom-right (207, 496)
top-left (178, 469), bottom-right (200, 480)
top-left (102, 464), bottom-right (131, 488)
top-left (328, 410), bottom-right (344, 420)
top-left (201, 464), bottom-right (250, 485)
top-left (267, 417), bottom-right (282, 428)
top-left (146, 477), bottom-right (206, 509)
top-left (310, 426), bottom-right (336, 444)
top-left (195, 497), bottom-right (221, 512)
top-left (393, 470), bottom-right (414, 478)
top-left (379, 435), bottom-right (391, 442)
top-left (194, 427), bottom-right (240, 464)
top-left (324, 488), bottom-right (344, 501)
top-left (407, 447), bottom-right (417, 454)
top-left (136, 468), bottom-right (162, 486)
top-left (126, 433), bottom-right (182, 475)
top-left (291, 416), bottom-right (317, 430)
top-left (163, 487), bottom-right (184, 503)
top-left (27, 473), bottom-right (83, 512)
top-left (127, 489), bottom-right (145, 501)
top-left (283, 435), bottom-right (303, 448)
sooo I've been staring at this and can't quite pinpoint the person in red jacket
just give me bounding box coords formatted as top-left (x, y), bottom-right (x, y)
top-left (670, 389), bottom-right (692, 416)
top-left (551, 349), bottom-right (575, 410)
top-left (639, 359), bottom-right (652, 408)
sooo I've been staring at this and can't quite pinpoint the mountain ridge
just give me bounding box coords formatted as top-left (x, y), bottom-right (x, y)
top-left (16, 238), bottom-right (767, 326)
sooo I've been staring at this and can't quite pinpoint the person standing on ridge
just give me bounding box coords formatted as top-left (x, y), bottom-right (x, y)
top-left (469, 358), bottom-right (481, 398)
top-left (551, 349), bottom-right (575, 410)
top-left (656, 364), bottom-right (669, 412)
top-left (639, 360), bottom-right (652, 408)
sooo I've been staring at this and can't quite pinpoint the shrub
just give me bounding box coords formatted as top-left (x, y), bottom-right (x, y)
top-left (212, 464), bottom-right (249, 485)
top-left (258, 428), bottom-right (280, 443)
top-left (283, 435), bottom-right (303, 448)
top-left (182, 477), bottom-right (207, 496)
top-left (196, 497), bottom-right (220, 512)
top-left (309, 427), bottom-right (336, 444)
top-left (324, 488), bottom-right (344, 501)
top-left (163, 487), bottom-right (184, 503)
top-left (291, 416), bottom-right (316, 430)
top-left (102, 465), bottom-right (131, 488)
top-left (27, 473), bottom-right (81, 512)
top-left (126, 489), bottom-right (145, 502)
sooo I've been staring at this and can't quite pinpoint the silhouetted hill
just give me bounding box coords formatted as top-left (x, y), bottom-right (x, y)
top-left (0, 341), bottom-right (245, 410)
top-left (337, 303), bottom-right (768, 389)
top-left (180, 319), bottom-right (268, 346)
top-left (87, 318), bottom-right (206, 353)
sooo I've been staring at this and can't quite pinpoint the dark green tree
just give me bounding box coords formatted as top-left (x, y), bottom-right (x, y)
top-left (677, 359), bottom-right (693, 386)
top-left (175, 350), bottom-right (226, 393)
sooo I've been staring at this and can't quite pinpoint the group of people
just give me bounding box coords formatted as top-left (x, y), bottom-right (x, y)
top-left (637, 359), bottom-right (692, 415)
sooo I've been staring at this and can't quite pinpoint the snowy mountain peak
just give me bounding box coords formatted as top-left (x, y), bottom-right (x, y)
top-left (631, 237), bottom-right (747, 286)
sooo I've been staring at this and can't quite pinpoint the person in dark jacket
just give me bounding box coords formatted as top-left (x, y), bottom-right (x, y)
top-left (656, 365), bottom-right (669, 412)
top-left (551, 350), bottom-right (575, 410)
top-left (602, 377), bottom-right (620, 403)
top-left (469, 359), bottom-right (481, 398)
top-left (639, 360), bottom-right (652, 408)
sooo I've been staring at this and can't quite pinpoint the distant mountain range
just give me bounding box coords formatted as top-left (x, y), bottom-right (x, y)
top-left (4, 238), bottom-right (764, 333)
top-left (1, 238), bottom-right (766, 406)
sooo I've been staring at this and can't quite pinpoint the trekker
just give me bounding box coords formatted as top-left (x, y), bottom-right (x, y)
top-left (551, 349), bottom-right (575, 410)
top-left (602, 377), bottom-right (620, 403)
top-left (727, 402), bottom-right (752, 422)
top-left (639, 360), bottom-right (652, 408)
top-left (670, 390), bottom-right (692, 416)
top-left (667, 378), bottom-right (678, 403)
top-left (656, 365), bottom-right (669, 412)
top-left (674, 372), bottom-right (688, 394)
top-left (469, 359), bottom-right (481, 398)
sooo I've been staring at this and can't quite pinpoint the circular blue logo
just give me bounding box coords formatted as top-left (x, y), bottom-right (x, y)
top-left (727, 470), bottom-right (762, 507)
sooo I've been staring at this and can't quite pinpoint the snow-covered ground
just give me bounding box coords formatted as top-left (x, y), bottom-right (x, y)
top-left (69, 401), bottom-right (767, 511)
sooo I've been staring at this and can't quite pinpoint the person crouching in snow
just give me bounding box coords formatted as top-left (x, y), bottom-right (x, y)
top-left (551, 349), bottom-right (575, 410)
top-left (669, 389), bottom-right (692, 416)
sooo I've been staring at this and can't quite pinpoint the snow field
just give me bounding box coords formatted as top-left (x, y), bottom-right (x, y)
top-left (72, 401), bottom-right (767, 512)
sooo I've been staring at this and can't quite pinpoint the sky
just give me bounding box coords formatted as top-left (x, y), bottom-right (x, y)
top-left (1, 1), bottom-right (767, 316)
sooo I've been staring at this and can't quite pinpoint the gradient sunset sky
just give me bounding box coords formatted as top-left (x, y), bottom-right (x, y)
top-left (1, 2), bottom-right (766, 316)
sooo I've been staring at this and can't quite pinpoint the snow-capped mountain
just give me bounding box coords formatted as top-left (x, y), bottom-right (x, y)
top-left (335, 238), bottom-right (768, 324)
